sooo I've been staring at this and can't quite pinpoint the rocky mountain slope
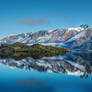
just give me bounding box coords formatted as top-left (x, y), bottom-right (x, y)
top-left (0, 24), bottom-right (91, 50)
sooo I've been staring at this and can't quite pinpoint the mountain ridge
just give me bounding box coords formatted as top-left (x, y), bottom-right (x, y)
top-left (0, 24), bottom-right (91, 50)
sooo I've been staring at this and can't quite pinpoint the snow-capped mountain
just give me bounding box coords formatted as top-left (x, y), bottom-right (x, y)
top-left (0, 24), bottom-right (91, 50)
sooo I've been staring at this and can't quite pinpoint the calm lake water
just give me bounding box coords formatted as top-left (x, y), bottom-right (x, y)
top-left (0, 52), bottom-right (92, 92)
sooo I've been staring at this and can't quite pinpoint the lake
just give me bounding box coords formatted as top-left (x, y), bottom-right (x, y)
top-left (0, 51), bottom-right (92, 92)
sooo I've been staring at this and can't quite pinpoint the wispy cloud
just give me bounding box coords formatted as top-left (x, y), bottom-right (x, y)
top-left (18, 18), bottom-right (47, 26)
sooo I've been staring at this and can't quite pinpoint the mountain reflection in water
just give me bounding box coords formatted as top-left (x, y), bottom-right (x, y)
top-left (0, 51), bottom-right (92, 78)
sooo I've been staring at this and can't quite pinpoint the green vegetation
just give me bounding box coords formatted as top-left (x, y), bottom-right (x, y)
top-left (0, 42), bottom-right (70, 60)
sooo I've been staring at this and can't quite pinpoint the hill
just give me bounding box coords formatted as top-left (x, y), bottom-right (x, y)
top-left (0, 42), bottom-right (70, 60)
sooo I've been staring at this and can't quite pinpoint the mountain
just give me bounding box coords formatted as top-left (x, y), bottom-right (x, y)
top-left (0, 24), bottom-right (91, 50)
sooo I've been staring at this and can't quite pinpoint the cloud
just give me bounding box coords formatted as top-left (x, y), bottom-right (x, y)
top-left (18, 18), bottom-right (47, 26)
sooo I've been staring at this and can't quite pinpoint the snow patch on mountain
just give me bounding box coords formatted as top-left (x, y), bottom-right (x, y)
top-left (36, 34), bottom-right (52, 43)
top-left (67, 27), bottom-right (84, 32)
top-left (40, 43), bottom-right (65, 47)
top-left (66, 31), bottom-right (83, 42)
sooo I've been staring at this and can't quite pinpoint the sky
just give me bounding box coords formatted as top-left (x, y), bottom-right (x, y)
top-left (0, 0), bottom-right (92, 38)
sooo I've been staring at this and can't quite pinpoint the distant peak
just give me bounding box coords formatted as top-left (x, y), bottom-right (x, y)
top-left (80, 24), bottom-right (89, 29)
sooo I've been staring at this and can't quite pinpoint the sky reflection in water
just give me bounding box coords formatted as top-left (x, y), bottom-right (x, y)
top-left (0, 52), bottom-right (92, 92)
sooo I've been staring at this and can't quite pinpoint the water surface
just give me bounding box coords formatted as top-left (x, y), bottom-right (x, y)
top-left (0, 52), bottom-right (92, 92)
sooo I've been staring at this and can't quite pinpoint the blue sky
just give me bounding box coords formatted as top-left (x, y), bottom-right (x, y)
top-left (0, 0), bottom-right (92, 38)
